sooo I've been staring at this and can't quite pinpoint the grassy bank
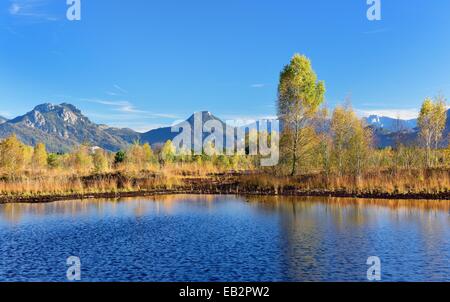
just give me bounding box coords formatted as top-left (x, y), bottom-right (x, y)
top-left (1, 168), bottom-right (449, 203)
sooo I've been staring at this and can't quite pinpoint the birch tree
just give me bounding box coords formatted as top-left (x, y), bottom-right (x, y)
top-left (277, 54), bottom-right (325, 176)
top-left (32, 143), bottom-right (48, 171)
top-left (418, 96), bottom-right (447, 167)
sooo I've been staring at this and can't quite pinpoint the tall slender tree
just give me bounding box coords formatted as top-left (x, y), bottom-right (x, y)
top-left (160, 140), bottom-right (176, 164)
top-left (32, 143), bottom-right (48, 171)
top-left (331, 105), bottom-right (372, 176)
top-left (277, 54), bottom-right (325, 176)
top-left (418, 95), bottom-right (447, 167)
top-left (93, 149), bottom-right (109, 173)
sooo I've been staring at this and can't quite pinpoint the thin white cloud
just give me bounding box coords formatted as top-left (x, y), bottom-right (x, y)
top-left (114, 103), bottom-right (142, 114)
top-left (0, 110), bottom-right (14, 118)
top-left (9, 3), bottom-right (21, 15)
top-left (357, 108), bottom-right (419, 120)
top-left (362, 28), bottom-right (390, 35)
top-left (105, 84), bottom-right (128, 97)
top-left (8, 0), bottom-right (59, 21)
top-left (83, 98), bottom-right (179, 119)
top-left (85, 99), bottom-right (129, 107)
top-left (84, 99), bottom-right (140, 113)
top-left (251, 83), bottom-right (266, 88)
top-left (152, 113), bottom-right (181, 119)
top-left (114, 84), bottom-right (128, 94)
top-left (85, 112), bottom-right (168, 132)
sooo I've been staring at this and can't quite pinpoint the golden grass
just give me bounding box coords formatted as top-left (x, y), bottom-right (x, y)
top-left (0, 171), bottom-right (182, 197)
top-left (0, 165), bottom-right (449, 199)
top-left (238, 169), bottom-right (450, 195)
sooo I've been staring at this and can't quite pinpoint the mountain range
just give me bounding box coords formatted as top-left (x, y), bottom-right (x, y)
top-left (364, 111), bottom-right (450, 147)
top-left (0, 103), bottom-right (233, 152)
top-left (0, 103), bottom-right (449, 152)
top-left (363, 115), bottom-right (417, 132)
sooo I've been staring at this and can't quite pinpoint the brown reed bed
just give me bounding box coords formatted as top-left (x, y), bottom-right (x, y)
top-left (0, 168), bottom-right (449, 203)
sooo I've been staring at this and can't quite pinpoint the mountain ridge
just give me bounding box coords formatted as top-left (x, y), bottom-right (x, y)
top-left (0, 103), bottom-right (231, 152)
top-left (1, 103), bottom-right (449, 152)
top-left (0, 103), bottom-right (130, 152)
top-left (363, 115), bottom-right (417, 133)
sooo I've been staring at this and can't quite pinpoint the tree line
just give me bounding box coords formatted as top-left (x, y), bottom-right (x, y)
top-left (0, 136), bottom-right (257, 176)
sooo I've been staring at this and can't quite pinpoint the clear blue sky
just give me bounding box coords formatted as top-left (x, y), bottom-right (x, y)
top-left (1, 0), bottom-right (450, 131)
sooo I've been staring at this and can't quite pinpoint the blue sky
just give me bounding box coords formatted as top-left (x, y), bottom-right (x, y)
top-left (1, 0), bottom-right (450, 131)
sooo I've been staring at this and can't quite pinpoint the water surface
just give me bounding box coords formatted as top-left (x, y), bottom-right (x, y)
top-left (1, 195), bottom-right (449, 281)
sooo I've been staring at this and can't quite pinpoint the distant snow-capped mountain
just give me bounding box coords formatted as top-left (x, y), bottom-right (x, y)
top-left (363, 115), bottom-right (417, 132)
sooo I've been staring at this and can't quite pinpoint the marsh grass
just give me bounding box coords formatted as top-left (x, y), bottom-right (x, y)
top-left (0, 170), bottom-right (182, 197)
top-left (238, 169), bottom-right (450, 195)
top-left (0, 163), bottom-right (449, 199)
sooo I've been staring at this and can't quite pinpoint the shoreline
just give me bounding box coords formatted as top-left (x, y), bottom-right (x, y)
top-left (1, 188), bottom-right (449, 204)
top-left (1, 171), bottom-right (449, 204)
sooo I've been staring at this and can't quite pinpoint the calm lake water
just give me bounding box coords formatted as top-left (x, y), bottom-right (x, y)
top-left (0, 195), bottom-right (449, 282)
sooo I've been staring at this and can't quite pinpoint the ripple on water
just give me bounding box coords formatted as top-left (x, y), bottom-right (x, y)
top-left (1, 195), bottom-right (449, 281)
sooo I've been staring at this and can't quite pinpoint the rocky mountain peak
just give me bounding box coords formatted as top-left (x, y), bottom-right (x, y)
top-left (23, 103), bottom-right (88, 127)
top-left (33, 103), bottom-right (57, 113)
top-left (0, 102), bottom-right (130, 152)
